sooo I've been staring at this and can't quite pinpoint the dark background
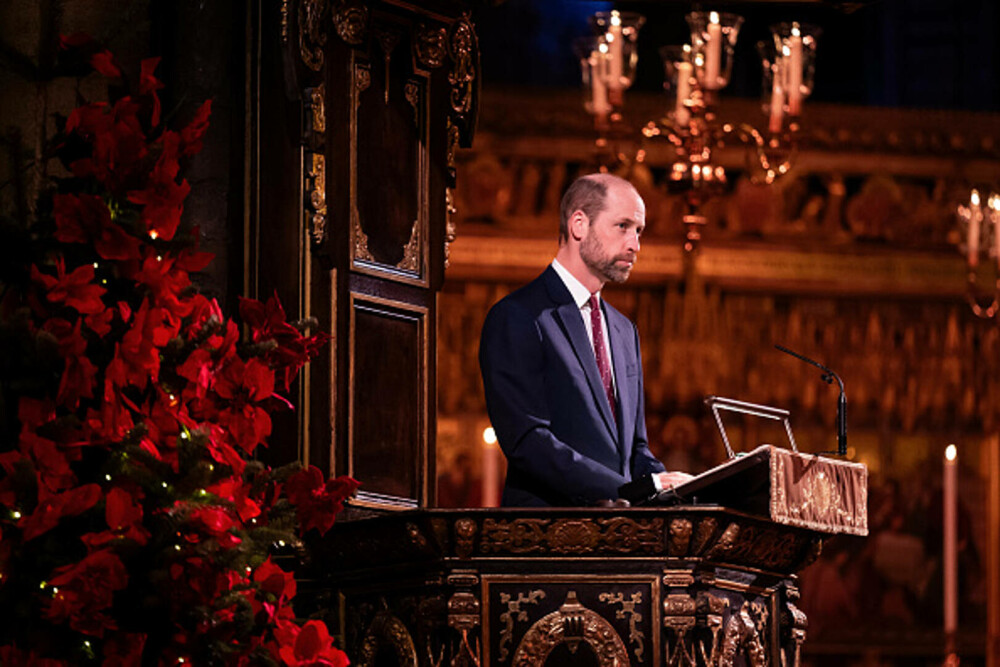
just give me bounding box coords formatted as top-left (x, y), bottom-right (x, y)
top-left (473, 0), bottom-right (1000, 112)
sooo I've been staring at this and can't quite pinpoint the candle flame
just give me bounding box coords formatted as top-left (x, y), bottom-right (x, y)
top-left (989, 193), bottom-right (1000, 211)
top-left (971, 189), bottom-right (981, 207)
top-left (709, 11), bottom-right (720, 24)
top-left (483, 427), bottom-right (497, 445)
top-left (791, 24), bottom-right (801, 38)
top-left (605, 31), bottom-right (615, 43)
top-left (611, 10), bottom-right (621, 27)
top-left (945, 444), bottom-right (957, 461)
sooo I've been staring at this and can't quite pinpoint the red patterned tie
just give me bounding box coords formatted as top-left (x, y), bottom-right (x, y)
top-left (588, 295), bottom-right (616, 422)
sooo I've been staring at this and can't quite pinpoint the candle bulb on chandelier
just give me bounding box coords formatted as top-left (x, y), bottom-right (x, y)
top-left (675, 60), bottom-right (692, 127)
top-left (607, 11), bottom-right (623, 91)
top-left (943, 444), bottom-right (958, 657)
top-left (769, 58), bottom-right (784, 135)
top-left (968, 189), bottom-right (981, 266)
top-left (990, 193), bottom-right (1000, 264)
top-left (704, 12), bottom-right (722, 89)
top-left (589, 46), bottom-right (611, 117)
top-left (787, 24), bottom-right (803, 115)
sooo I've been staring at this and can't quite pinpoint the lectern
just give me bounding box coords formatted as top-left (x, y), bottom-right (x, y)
top-left (304, 446), bottom-right (867, 667)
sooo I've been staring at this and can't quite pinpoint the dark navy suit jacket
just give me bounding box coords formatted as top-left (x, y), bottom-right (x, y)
top-left (479, 266), bottom-right (665, 506)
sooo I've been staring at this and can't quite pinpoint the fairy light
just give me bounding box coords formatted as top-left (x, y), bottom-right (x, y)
top-left (12, 510), bottom-right (21, 520)
top-left (149, 230), bottom-right (159, 240)
top-left (162, 482), bottom-right (168, 489)
top-left (105, 474), bottom-right (112, 481)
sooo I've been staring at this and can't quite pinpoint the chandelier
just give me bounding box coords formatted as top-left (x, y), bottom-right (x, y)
top-left (576, 9), bottom-right (819, 251)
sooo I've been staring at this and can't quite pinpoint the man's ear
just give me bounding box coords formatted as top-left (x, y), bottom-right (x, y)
top-left (569, 210), bottom-right (588, 241)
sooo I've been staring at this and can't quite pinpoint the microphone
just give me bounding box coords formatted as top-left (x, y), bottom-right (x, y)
top-left (775, 344), bottom-right (847, 456)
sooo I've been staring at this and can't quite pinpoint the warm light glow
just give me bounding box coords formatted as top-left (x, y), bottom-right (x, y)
top-left (605, 31), bottom-right (615, 44)
top-left (599, 42), bottom-right (609, 54)
top-left (791, 23), bottom-right (801, 38)
top-left (483, 427), bottom-right (497, 445)
top-left (971, 189), bottom-right (981, 207)
top-left (989, 193), bottom-right (1000, 211)
top-left (149, 230), bottom-right (159, 239)
top-left (782, 45), bottom-right (791, 57)
top-left (709, 11), bottom-right (720, 24)
top-left (945, 444), bottom-right (957, 461)
top-left (610, 10), bottom-right (621, 27)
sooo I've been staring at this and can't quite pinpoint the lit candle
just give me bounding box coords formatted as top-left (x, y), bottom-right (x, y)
top-left (943, 444), bottom-right (958, 648)
top-left (991, 193), bottom-right (1000, 265)
top-left (675, 61), bottom-right (692, 127)
top-left (969, 190), bottom-right (981, 267)
top-left (787, 25), bottom-right (803, 116)
top-left (607, 11), bottom-right (624, 91)
top-left (769, 59), bottom-right (784, 134)
top-left (589, 49), bottom-right (611, 117)
top-left (704, 12), bottom-right (722, 90)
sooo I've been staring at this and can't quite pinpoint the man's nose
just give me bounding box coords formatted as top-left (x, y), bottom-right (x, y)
top-left (626, 231), bottom-right (641, 253)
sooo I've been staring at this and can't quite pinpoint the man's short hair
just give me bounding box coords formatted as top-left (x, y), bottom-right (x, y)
top-left (558, 174), bottom-right (636, 242)
top-left (559, 175), bottom-right (608, 242)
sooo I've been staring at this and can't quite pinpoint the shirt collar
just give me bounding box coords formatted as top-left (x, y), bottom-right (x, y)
top-left (551, 259), bottom-right (600, 310)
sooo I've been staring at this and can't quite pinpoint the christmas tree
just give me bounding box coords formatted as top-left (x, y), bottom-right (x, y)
top-left (0, 38), bottom-right (356, 666)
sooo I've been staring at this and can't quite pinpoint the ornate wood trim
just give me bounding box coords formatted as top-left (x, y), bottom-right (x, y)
top-left (333, 0), bottom-right (368, 45)
top-left (298, 0), bottom-right (327, 71)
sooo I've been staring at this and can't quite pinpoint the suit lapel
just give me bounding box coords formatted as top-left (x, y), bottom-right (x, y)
top-left (609, 312), bottom-right (634, 461)
top-left (544, 269), bottom-right (618, 443)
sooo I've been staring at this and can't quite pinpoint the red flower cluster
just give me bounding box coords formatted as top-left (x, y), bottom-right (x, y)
top-left (0, 42), bottom-right (353, 665)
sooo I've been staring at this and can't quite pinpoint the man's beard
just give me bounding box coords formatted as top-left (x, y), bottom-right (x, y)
top-left (581, 228), bottom-right (634, 284)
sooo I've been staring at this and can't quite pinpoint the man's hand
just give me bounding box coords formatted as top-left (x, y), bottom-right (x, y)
top-left (656, 471), bottom-right (694, 490)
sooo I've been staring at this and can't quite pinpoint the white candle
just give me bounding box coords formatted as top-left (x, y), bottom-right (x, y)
top-left (969, 190), bottom-right (981, 267)
top-left (589, 51), bottom-right (611, 117)
top-left (991, 194), bottom-right (1000, 265)
top-left (675, 61), bottom-right (692, 127)
top-left (944, 444), bottom-right (958, 643)
top-left (787, 27), bottom-right (803, 115)
top-left (769, 60), bottom-right (784, 134)
top-left (704, 13), bottom-right (722, 90)
top-left (608, 12), bottom-right (624, 91)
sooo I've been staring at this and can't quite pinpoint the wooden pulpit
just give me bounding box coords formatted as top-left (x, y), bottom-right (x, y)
top-left (303, 447), bottom-right (867, 667)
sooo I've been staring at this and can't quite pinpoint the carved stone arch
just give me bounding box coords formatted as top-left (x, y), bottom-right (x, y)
top-left (511, 591), bottom-right (630, 667)
top-left (358, 611), bottom-right (418, 667)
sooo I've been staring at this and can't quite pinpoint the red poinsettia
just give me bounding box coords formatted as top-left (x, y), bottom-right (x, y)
top-left (240, 293), bottom-right (332, 391)
top-left (18, 483), bottom-right (102, 542)
top-left (272, 620), bottom-right (350, 667)
top-left (285, 467), bottom-right (360, 536)
top-left (44, 548), bottom-right (129, 637)
top-left (53, 193), bottom-right (142, 261)
top-left (31, 258), bottom-right (106, 315)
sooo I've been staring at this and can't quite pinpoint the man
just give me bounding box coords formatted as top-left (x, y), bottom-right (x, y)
top-left (479, 173), bottom-right (691, 507)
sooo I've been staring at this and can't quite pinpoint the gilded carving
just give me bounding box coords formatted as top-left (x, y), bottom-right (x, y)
top-left (298, 0), bottom-right (326, 72)
top-left (355, 63), bottom-right (371, 102)
top-left (697, 592), bottom-right (729, 667)
top-left (781, 586), bottom-right (808, 667)
top-left (308, 153), bottom-right (327, 244)
top-left (398, 220), bottom-right (421, 273)
top-left (359, 612), bottom-right (419, 667)
top-left (448, 591), bottom-right (481, 632)
top-left (310, 84), bottom-right (326, 134)
top-left (281, 0), bottom-right (290, 43)
top-left (445, 187), bottom-right (457, 269)
top-left (669, 518), bottom-right (693, 556)
top-left (480, 517), bottom-right (663, 555)
top-left (404, 81), bottom-right (421, 125)
top-left (415, 24), bottom-right (448, 69)
top-left (448, 18), bottom-right (476, 116)
top-left (333, 1), bottom-right (367, 45)
top-left (498, 590), bottom-right (545, 662)
top-left (598, 591), bottom-right (645, 662)
top-left (719, 600), bottom-right (769, 667)
top-left (663, 592), bottom-right (697, 667)
top-left (511, 591), bottom-right (629, 667)
top-left (706, 522), bottom-right (741, 560)
top-left (353, 216), bottom-right (375, 262)
top-left (663, 570), bottom-right (695, 588)
top-left (692, 517), bottom-right (717, 554)
top-left (454, 518), bottom-right (477, 559)
top-left (374, 28), bottom-right (401, 104)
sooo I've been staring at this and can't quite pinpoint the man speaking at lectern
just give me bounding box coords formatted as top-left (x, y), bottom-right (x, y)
top-left (479, 173), bottom-right (691, 507)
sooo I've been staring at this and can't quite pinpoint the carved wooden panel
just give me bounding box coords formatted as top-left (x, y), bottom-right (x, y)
top-left (350, 47), bottom-right (429, 285)
top-left (349, 295), bottom-right (427, 507)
